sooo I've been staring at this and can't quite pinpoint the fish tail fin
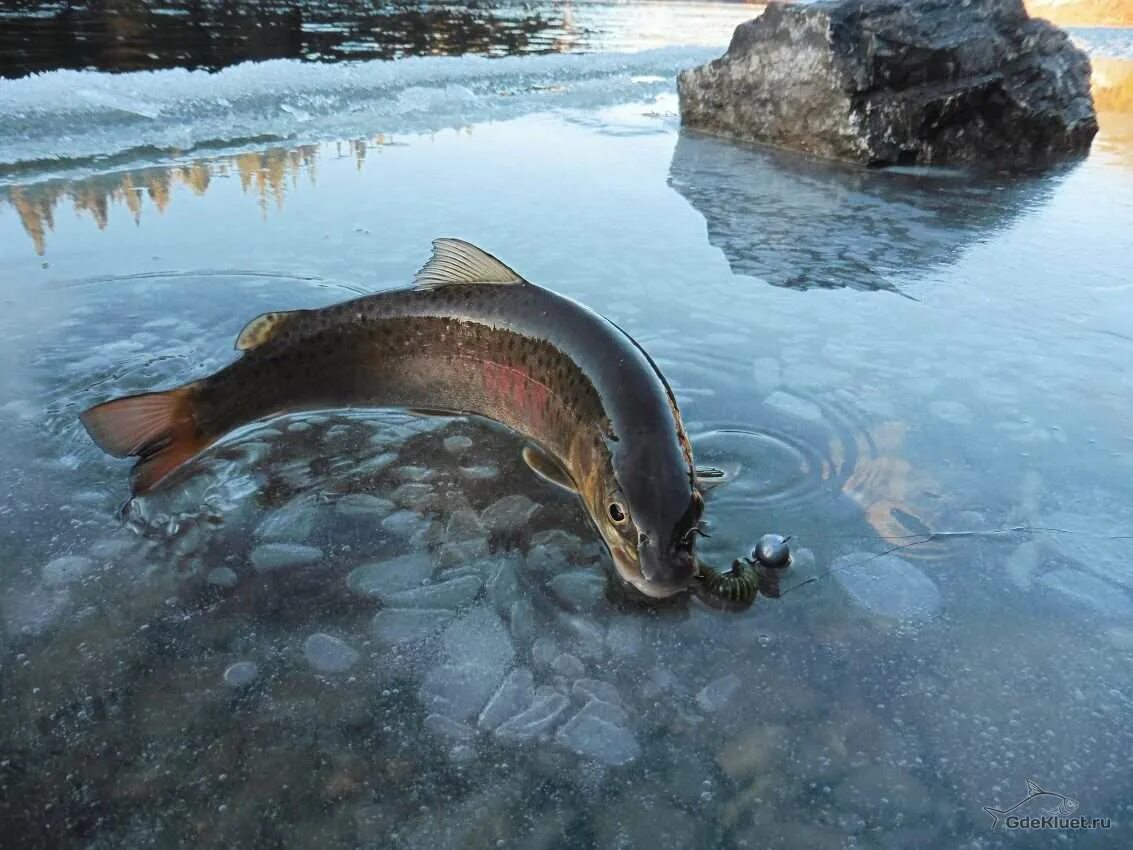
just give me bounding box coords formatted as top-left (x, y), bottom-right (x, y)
top-left (80, 382), bottom-right (210, 495)
top-left (983, 807), bottom-right (1007, 829)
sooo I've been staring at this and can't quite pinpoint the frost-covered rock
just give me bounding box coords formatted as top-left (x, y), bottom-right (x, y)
top-left (678, 0), bottom-right (1097, 169)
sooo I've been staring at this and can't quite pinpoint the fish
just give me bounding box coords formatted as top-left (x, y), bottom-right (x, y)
top-left (81, 238), bottom-right (708, 599)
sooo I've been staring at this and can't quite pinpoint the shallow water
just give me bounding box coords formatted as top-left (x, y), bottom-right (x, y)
top-left (2, 6), bottom-right (1133, 850)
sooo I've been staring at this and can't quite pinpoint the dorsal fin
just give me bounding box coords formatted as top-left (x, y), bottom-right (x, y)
top-left (235, 310), bottom-right (305, 351)
top-left (413, 238), bottom-right (524, 290)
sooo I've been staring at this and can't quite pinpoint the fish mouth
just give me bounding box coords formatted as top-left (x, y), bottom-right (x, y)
top-left (611, 545), bottom-right (694, 599)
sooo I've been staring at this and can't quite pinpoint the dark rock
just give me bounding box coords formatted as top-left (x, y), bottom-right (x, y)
top-left (678, 0), bottom-right (1097, 169)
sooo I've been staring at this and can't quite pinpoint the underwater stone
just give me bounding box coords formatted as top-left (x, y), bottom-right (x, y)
top-left (695, 673), bottom-right (743, 713)
top-left (508, 599), bottom-right (537, 644)
top-left (206, 567), bottom-right (239, 589)
top-left (572, 678), bottom-right (624, 707)
top-left (303, 633), bottom-right (361, 673)
top-left (446, 508), bottom-right (487, 543)
top-left (551, 652), bottom-right (586, 679)
top-left (420, 662), bottom-right (505, 722)
top-left (42, 555), bottom-right (95, 587)
top-left (494, 689), bottom-right (569, 742)
top-left (380, 509), bottom-right (430, 539)
top-left (395, 465), bottom-right (434, 482)
top-left (254, 497), bottom-right (318, 541)
top-left (486, 557), bottom-right (522, 613)
top-left (547, 571), bottom-right (606, 612)
top-left (481, 495), bottom-right (541, 535)
top-left (532, 637), bottom-right (559, 669)
top-left (347, 553), bottom-right (434, 596)
top-left (832, 552), bottom-right (942, 621)
top-left (478, 666), bottom-right (536, 731)
top-left (383, 575), bottom-right (483, 610)
top-left (371, 608), bottom-right (454, 644)
top-left (336, 493), bottom-right (396, 518)
top-left (424, 713), bottom-right (476, 742)
top-left (459, 464), bottom-right (499, 480)
top-left (443, 435), bottom-right (474, 454)
top-left (390, 483), bottom-right (434, 510)
top-left (525, 543), bottom-right (568, 577)
top-left (223, 661), bottom-right (259, 687)
top-left (250, 543), bottom-right (323, 572)
top-left (436, 538), bottom-right (489, 568)
top-left (441, 605), bottom-right (515, 672)
top-left (554, 712), bottom-right (639, 766)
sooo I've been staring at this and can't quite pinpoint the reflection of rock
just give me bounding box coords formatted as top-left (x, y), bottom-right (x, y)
top-left (668, 130), bottom-right (1064, 291)
top-left (678, 0), bottom-right (1098, 169)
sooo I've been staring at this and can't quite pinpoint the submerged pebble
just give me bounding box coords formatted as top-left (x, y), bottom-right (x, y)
top-left (481, 495), bottom-right (541, 534)
top-left (250, 543), bottom-right (323, 572)
top-left (223, 661), bottom-right (259, 687)
top-left (695, 673), bottom-right (742, 713)
top-left (494, 688), bottom-right (569, 741)
top-left (206, 567), bottom-right (239, 589)
top-left (303, 633), bottom-right (361, 673)
top-left (383, 575), bottom-right (483, 610)
top-left (390, 483), bottom-right (434, 510)
top-left (555, 711), bottom-right (639, 766)
top-left (443, 435), bottom-right (473, 454)
top-left (347, 553), bottom-right (433, 596)
top-left (42, 555), bottom-right (94, 587)
top-left (446, 509), bottom-right (487, 542)
top-left (547, 571), bottom-right (606, 612)
top-left (831, 552), bottom-right (942, 621)
top-left (372, 608), bottom-right (454, 644)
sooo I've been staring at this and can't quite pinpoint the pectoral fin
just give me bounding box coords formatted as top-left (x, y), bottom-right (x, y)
top-left (522, 445), bottom-right (576, 493)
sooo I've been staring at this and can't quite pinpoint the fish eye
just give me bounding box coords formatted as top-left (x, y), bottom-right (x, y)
top-left (608, 502), bottom-right (627, 524)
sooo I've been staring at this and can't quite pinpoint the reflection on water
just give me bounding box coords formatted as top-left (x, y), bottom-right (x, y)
top-left (0, 0), bottom-right (766, 79)
top-left (667, 131), bottom-right (1069, 292)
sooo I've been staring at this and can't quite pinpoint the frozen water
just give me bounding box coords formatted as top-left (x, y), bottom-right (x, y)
top-left (206, 567), bottom-right (239, 589)
top-left (249, 543), bottom-right (323, 572)
top-left (421, 662), bottom-right (507, 723)
top-left (443, 435), bottom-right (473, 454)
top-left (335, 493), bottom-right (396, 518)
top-left (440, 606), bottom-right (515, 672)
top-left (551, 652), bottom-right (587, 678)
top-left (0, 47), bottom-right (721, 176)
top-left (1039, 569), bottom-right (1133, 617)
top-left (424, 713), bottom-right (476, 743)
top-left (380, 509), bottom-right (431, 539)
top-left (572, 679), bottom-right (623, 707)
top-left (480, 494), bottom-right (541, 534)
top-left (695, 673), bottom-right (742, 713)
top-left (831, 552), bottom-right (943, 621)
top-left (254, 497), bottom-right (319, 541)
top-left (302, 633), bottom-right (361, 673)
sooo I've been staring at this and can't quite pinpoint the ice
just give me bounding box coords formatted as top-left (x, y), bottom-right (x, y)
top-left (478, 666), bottom-right (535, 731)
top-left (390, 483), bottom-right (434, 510)
top-left (440, 606), bottom-right (515, 671)
top-left (551, 652), bottom-right (586, 678)
top-left (347, 553), bottom-right (434, 596)
top-left (832, 552), bottom-right (943, 621)
top-left (572, 679), bottom-right (623, 707)
top-left (383, 575), bottom-right (483, 610)
top-left (249, 543), bottom-right (323, 572)
top-left (335, 493), bottom-right (396, 518)
top-left (424, 713), bottom-right (475, 743)
top-left (443, 435), bottom-right (473, 454)
top-left (421, 662), bottom-right (506, 722)
top-left (303, 633), bottom-right (361, 673)
top-left (445, 509), bottom-right (486, 542)
top-left (0, 47), bottom-right (720, 178)
top-left (763, 390), bottom-right (824, 423)
top-left (1039, 569), bottom-right (1133, 617)
top-left (380, 509), bottom-right (431, 539)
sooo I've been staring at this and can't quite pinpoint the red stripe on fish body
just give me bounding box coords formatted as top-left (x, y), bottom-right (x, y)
top-left (479, 358), bottom-right (552, 432)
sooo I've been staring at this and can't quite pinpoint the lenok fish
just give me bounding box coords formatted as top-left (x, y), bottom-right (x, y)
top-left (82, 239), bottom-right (712, 599)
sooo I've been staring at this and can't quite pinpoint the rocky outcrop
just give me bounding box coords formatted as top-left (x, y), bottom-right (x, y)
top-left (677, 0), bottom-right (1099, 169)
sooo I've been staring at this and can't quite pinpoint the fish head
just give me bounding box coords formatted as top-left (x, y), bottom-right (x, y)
top-left (591, 434), bottom-right (703, 598)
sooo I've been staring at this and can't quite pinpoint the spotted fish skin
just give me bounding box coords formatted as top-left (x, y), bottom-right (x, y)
top-left (81, 240), bottom-right (704, 598)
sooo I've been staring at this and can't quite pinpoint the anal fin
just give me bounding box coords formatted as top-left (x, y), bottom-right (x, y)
top-left (522, 445), bottom-right (576, 493)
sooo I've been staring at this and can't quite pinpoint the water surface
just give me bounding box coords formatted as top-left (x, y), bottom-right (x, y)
top-left (2, 6), bottom-right (1132, 850)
